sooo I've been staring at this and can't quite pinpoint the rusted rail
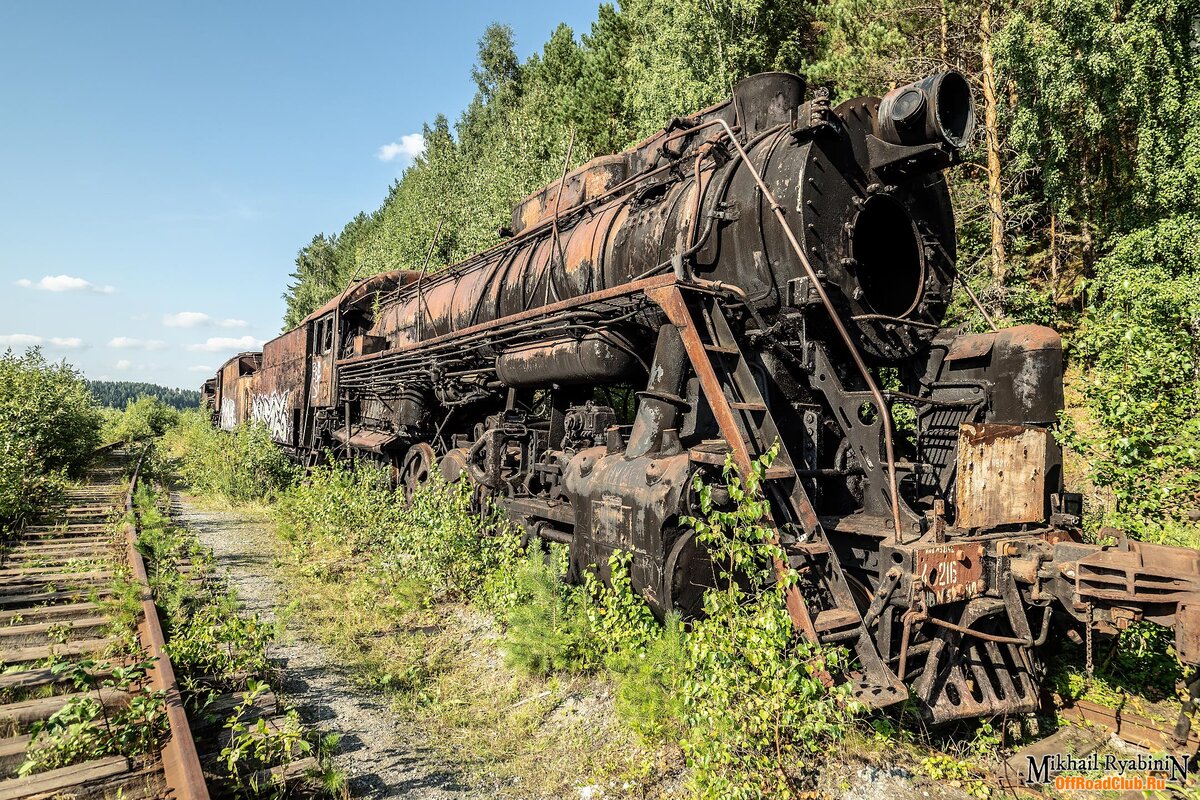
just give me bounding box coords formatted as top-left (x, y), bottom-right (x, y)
top-left (1057, 696), bottom-right (1200, 756)
top-left (123, 449), bottom-right (211, 800)
top-left (995, 693), bottom-right (1199, 789)
top-left (0, 448), bottom-right (211, 799)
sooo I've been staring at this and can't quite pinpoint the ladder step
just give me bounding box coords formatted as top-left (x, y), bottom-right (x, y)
top-left (814, 608), bottom-right (861, 633)
top-left (729, 401), bottom-right (766, 412)
top-left (703, 343), bottom-right (740, 356)
top-left (789, 541), bottom-right (831, 559)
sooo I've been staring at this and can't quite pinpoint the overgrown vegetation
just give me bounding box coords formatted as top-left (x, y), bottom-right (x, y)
top-left (161, 410), bottom-right (297, 503)
top-left (0, 347), bottom-right (102, 530)
top-left (1059, 217), bottom-right (1200, 546)
top-left (101, 395), bottom-right (180, 446)
top-left (20, 658), bottom-right (167, 776)
top-left (676, 450), bottom-right (861, 796)
top-left (134, 480), bottom-right (343, 797)
top-left (15, 463), bottom-right (167, 777)
top-left (171, 420), bottom-right (861, 797)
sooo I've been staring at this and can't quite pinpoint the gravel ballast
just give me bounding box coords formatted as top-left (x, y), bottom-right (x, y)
top-left (170, 494), bottom-right (469, 800)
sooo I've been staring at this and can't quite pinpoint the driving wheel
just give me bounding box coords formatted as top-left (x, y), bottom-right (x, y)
top-left (400, 442), bottom-right (436, 501)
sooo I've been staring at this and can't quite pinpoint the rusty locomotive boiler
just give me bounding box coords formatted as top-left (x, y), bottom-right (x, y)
top-left (207, 70), bottom-right (1200, 727)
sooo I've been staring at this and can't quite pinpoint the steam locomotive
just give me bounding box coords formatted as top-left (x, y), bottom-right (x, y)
top-left (204, 70), bottom-right (1200, 727)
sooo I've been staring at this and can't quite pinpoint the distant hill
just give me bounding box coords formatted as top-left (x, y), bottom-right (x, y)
top-left (89, 380), bottom-right (200, 410)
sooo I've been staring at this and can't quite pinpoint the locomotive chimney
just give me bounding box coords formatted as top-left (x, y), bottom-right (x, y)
top-left (731, 72), bottom-right (806, 137)
top-left (877, 70), bottom-right (975, 149)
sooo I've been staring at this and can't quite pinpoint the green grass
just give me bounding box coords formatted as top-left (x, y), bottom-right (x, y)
top-left (133, 479), bottom-right (345, 798)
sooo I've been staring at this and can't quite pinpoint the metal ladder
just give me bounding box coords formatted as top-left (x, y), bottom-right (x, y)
top-left (650, 282), bottom-right (906, 708)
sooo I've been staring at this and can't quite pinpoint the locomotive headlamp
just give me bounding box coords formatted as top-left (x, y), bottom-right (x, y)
top-left (878, 70), bottom-right (975, 149)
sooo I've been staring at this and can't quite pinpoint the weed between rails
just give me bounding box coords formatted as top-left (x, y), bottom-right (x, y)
top-left (132, 481), bottom-right (345, 798)
top-left (19, 658), bottom-right (167, 776)
top-left (11, 475), bottom-right (165, 777)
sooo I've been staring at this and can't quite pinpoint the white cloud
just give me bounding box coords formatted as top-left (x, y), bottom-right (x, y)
top-left (186, 365), bottom-right (215, 373)
top-left (185, 335), bottom-right (262, 353)
top-left (15, 275), bottom-right (115, 294)
top-left (115, 359), bottom-right (132, 370)
top-left (163, 311), bottom-right (209, 328)
top-left (377, 133), bottom-right (425, 163)
top-left (108, 337), bottom-right (166, 350)
top-left (0, 334), bottom-right (45, 347)
top-left (163, 311), bottom-right (249, 329)
top-left (0, 334), bottom-right (86, 349)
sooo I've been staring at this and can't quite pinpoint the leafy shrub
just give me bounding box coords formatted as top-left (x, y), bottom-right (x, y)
top-left (275, 458), bottom-right (530, 607)
top-left (490, 449), bottom-right (861, 797)
top-left (20, 658), bottom-right (166, 775)
top-left (678, 448), bottom-right (861, 798)
top-left (103, 395), bottom-right (179, 445)
top-left (163, 409), bottom-right (297, 503)
top-left (165, 596), bottom-right (273, 682)
top-left (267, 446), bottom-right (859, 796)
top-left (275, 460), bottom-right (404, 579)
top-left (1060, 215), bottom-right (1200, 544)
top-left (0, 348), bottom-right (102, 528)
top-left (220, 682), bottom-right (315, 794)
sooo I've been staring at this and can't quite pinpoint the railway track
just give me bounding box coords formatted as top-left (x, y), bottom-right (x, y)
top-left (0, 448), bottom-right (320, 800)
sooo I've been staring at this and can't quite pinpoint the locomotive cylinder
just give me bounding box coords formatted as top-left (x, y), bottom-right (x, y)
top-left (494, 333), bottom-right (641, 387)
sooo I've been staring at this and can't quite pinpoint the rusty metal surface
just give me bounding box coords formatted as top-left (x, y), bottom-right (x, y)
top-left (647, 283), bottom-right (818, 637)
top-left (914, 542), bottom-right (985, 605)
top-left (955, 423), bottom-right (1050, 529)
top-left (329, 427), bottom-right (401, 454)
top-left (332, 74), bottom-right (955, 365)
top-left (944, 332), bottom-right (994, 361)
top-left (1178, 604), bottom-right (1200, 666)
top-left (251, 326), bottom-right (307, 446)
top-left (941, 325), bottom-right (1065, 427)
top-left (215, 353), bottom-right (260, 432)
top-left (339, 273), bottom-right (675, 371)
top-left (124, 450), bottom-right (211, 800)
top-left (1057, 696), bottom-right (1200, 756)
top-left (1074, 539), bottom-right (1200, 656)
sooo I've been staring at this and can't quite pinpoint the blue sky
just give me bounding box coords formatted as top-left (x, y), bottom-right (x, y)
top-left (0, 1), bottom-right (599, 390)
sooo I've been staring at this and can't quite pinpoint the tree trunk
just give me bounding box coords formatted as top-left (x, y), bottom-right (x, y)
top-left (1049, 212), bottom-right (1057, 304)
top-left (980, 0), bottom-right (1006, 282)
top-left (941, 0), bottom-right (950, 63)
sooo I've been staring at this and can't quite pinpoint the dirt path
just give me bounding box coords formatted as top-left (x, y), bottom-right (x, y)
top-left (170, 493), bottom-right (470, 800)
